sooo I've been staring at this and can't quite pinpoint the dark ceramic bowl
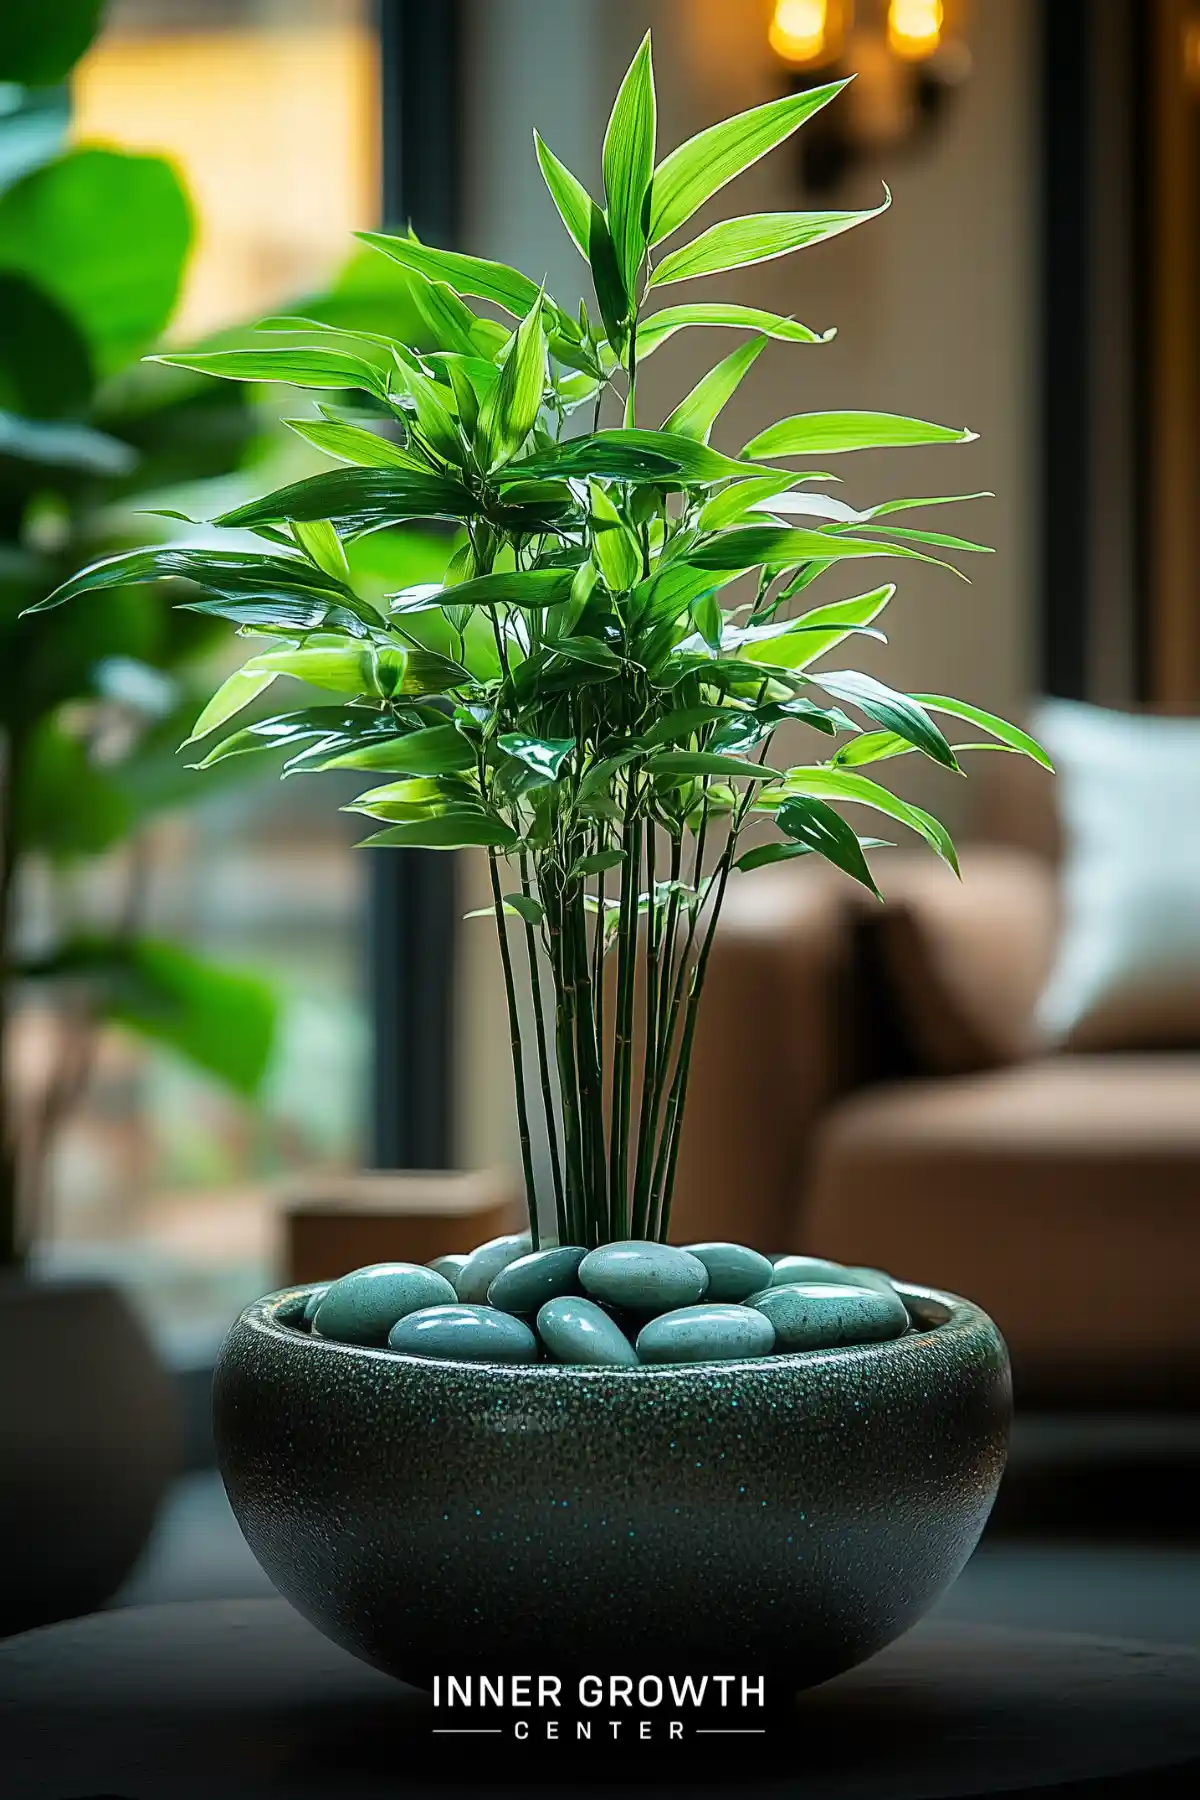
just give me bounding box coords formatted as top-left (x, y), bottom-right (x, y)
top-left (213, 1282), bottom-right (1009, 1691)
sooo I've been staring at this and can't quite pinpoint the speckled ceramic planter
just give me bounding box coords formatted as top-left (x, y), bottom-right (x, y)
top-left (213, 1281), bottom-right (1009, 1692)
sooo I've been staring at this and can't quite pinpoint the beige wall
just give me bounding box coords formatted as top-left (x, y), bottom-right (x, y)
top-left (456, 0), bottom-right (1037, 1175)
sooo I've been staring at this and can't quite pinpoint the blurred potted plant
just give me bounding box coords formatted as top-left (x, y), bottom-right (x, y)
top-left (46, 40), bottom-right (1047, 1684)
top-left (0, 0), bottom-right (282, 1634)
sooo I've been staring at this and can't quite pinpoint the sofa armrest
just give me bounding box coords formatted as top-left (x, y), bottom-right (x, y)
top-left (868, 847), bottom-right (1060, 1075)
top-left (666, 867), bottom-right (860, 1252)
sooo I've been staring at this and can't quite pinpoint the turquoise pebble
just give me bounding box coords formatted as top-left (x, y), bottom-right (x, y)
top-left (578, 1240), bottom-right (709, 1314)
top-left (844, 1264), bottom-right (899, 1295)
top-left (454, 1232), bottom-right (532, 1303)
top-left (427, 1253), bottom-right (470, 1285)
top-left (301, 1284), bottom-right (330, 1326)
top-left (749, 1281), bottom-right (909, 1350)
top-left (536, 1297), bottom-right (639, 1367)
top-left (684, 1241), bottom-right (774, 1303)
top-left (488, 1245), bottom-right (586, 1313)
top-left (636, 1304), bottom-right (776, 1365)
top-left (387, 1303), bottom-right (537, 1363)
top-left (769, 1254), bottom-right (855, 1288)
top-left (312, 1263), bottom-right (457, 1346)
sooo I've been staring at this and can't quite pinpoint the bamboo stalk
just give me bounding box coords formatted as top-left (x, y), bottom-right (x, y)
top-left (488, 850), bottom-right (539, 1246)
top-left (518, 852), bottom-right (566, 1244)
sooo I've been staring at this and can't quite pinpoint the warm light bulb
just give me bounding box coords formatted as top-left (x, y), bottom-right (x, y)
top-left (769, 0), bottom-right (833, 69)
top-left (887, 0), bottom-right (944, 61)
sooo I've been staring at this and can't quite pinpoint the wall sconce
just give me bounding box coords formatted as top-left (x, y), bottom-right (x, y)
top-left (768, 0), bottom-right (972, 191)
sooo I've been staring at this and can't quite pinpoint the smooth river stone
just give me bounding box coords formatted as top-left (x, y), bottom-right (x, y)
top-left (488, 1245), bottom-right (587, 1313)
top-left (536, 1297), bottom-right (639, 1367)
top-left (453, 1232), bottom-right (533, 1303)
top-left (636, 1303), bottom-right (776, 1365)
top-left (749, 1281), bottom-right (909, 1351)
top-left (312, 1262), bottom-right (457, 1346)
top-left (684, 1241), bottom-right (774, 1303)
top-left (301, 1284), bottom-right (330, 1326)
top-left (843, 1264), bottom-right (900, 1296)
top-left (426, 1253), bottom-right (470, 1286)
top-left (578, 1240), bottom-right (709, 1314)
top-left (769, 1254), bottom-right (857, 1288)
top-left (388, 1303), bottom-right (538, 1363)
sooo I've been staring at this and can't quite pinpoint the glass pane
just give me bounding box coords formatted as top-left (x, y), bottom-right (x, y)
top-left (26, 0), bottom-right (380, 1342)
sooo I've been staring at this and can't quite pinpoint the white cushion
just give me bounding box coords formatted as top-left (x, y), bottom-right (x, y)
top-left (1034, 699), bottom-right (1200, 1050)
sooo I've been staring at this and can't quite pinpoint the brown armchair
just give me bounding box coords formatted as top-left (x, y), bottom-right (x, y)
top-left (671, 758), bottom-right (1200, 1402)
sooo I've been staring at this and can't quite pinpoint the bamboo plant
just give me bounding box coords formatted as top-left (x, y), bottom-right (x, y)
top-left (35, 39), bottom-right (1050, 1252)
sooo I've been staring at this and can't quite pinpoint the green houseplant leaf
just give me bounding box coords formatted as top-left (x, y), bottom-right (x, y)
top-left (650, 193), bottom-right (890, 286)
top-left (744, 410), bottom-right (978, 459)
top-left (602, 31), bottom-right (656, 301)
top-left (0, 147), bottom-right (192, 375)
top-left (648, 79), bottom-right (848, 244)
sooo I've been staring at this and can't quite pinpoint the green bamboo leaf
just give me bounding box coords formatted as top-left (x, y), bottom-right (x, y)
top-left (403, 568), bottom-right (576, 611)
top-left (407, 275), bottom-right (483, 356)
top-left (186, 667), bottom-right (279, 744)
top-left (910, 695), bottom-right (1054, 769)
top-left (360, 813), bottom-right (519, 850)
top-left (628, 561), bottom-right (736, 628)
top-left (151, 346), bottom-right (388, 398)
top-left (809, 670), bottom-right (957, 770)
top-left (498, 733), bottom-right (576, 780)
top-left (832, 730), bottom-right (917, 767)
top-left (775, 767), bottom-right (959, 872)
top-left (744, 410), bottom-right (978, 459)
top-left (508, 427), bottom-right (755, 485)
top-left (851, 524), bottom-right (992, 554)
top-left (603, 30), bottom-right (656, 298)
top-left (502, 892), bottom-right (546, 925)
top-left (212, 467), bottom-right (474, 536)
top-left (696, 471), bottom-right (825, 532)
top-left (647, 750), bottom-right (779, 781)
top-left (588, 203), bottom-right (630, 351)
top-left (318, 725), bottom-right (475, 776)
top-left (862, 490), bottom-right (993, 520)
top-left (649, 192), bottom-right (890, 287)
top-left (479, 290), bottom-right (547, 466)
top-left (190, 707), bottom-right (394, 769)
top-left (29, 546), bottom-right (365, 624)
top-left (637, 303), bottom-right (834, 359)
top-left (390, 358), bottom-right (464, 461)
top-left (247, 643), bottom-right (467, 698)
top-left (292, 518), bottom-right (350, 582)
top-left (644, 705), bottom-right (737, 745)
top-left (570, 848), bottom-right (626, 878)
top-left (589, 482), bottom-right (641, 591)
top-left (283, 416), bottom-right (429, 473)
top-left (769, 794), bottom-right (882, 896)
top-left (355, 230), bottom-right (550, 323)
top-left (663, 335), bottom-right (766, 444)
top-left (689, 526), bottom-right (920, 571)
top-left (535, 132), bottom-right (594, 259)
top-left (738, 586), bottom-right (895, 672)
top-left (648, 79), bottom-right (848, 243)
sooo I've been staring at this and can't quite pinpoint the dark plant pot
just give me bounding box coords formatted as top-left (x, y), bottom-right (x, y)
top-left (214, 1282), bottom-right (1010, 1691)
top-left (0, 1275), bottom-right (179, 1637)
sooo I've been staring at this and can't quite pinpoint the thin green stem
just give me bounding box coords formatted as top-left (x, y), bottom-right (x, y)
top-left (607, 779), bottom-right (641, 1236)
top-left (631, 815), bottom-right (659, 1237)
top-left (518, 852), bottom-right (565, 1243)
top-left (488, 850), bottom-right (539, 1245)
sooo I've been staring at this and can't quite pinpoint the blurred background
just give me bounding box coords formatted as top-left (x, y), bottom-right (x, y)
top-left (2, 0), bottom-right (1199, 1652)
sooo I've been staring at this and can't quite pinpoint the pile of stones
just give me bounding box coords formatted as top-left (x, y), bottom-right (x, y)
top-left (297, 1236), bottom-right (915, 1367)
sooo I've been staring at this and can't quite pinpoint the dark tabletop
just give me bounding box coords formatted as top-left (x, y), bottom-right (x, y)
top-left (2, 1599), bottom-right (1200, 1800)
